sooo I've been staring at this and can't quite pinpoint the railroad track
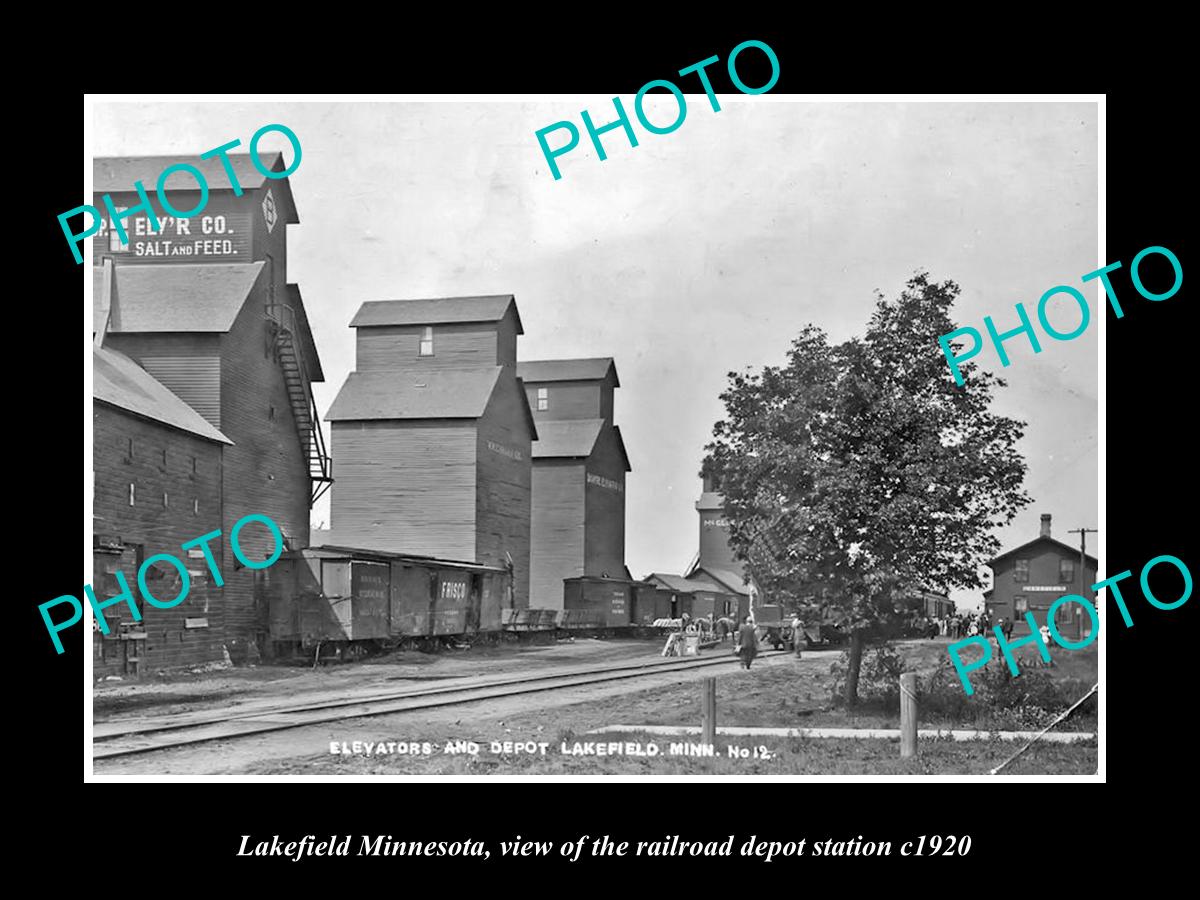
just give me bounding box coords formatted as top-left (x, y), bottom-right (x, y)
top-left (93, 649), bottom-right (790, 760)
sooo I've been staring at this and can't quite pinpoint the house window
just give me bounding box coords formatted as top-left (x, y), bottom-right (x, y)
top-left (191, 456), bottom-right (197, 475)
top-left (1014, 596), bottom-right (1028, 614)
top-left (269, 406), bottom-right (277, 421)
top-left (536, 387), bottom-right (548, 411)
top-left (1059, 558), bottom-right (1075, 584)
top-left (419, 326), bottom-right (434, 357)
top-left (128, 483), bottom-right (136, 506)
top-left (162, 492), bottom-right (169, 509)
top-left (193, 498), bottom-right (199, 515)
top-left (162, 448), bottom-right (168, 466)
top-left (1013, 559), bottom-right (1029, 583)
top-left (127, 437), bottom-right (134, 460)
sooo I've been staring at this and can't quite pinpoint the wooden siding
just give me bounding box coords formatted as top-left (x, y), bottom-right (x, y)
top-left (103, 333), bottom-right (222, 428)
top-left (529, 460), bottom-right (584, 610)
top-left (584, 426), bottom-right (626, 579)
top-left (357, 323), bottom-right (501, 371)
top-left (987, 540), bottom-right (1099, 638)
top-left (218, 289), bottom-right (312, 656)
top-left (476, 374), bottom-right (533, 608)
top-left (94, 192), bottom-right (253, 266)
top-left (495, 310), bottom-right (518, 368)
top-left (698, 507), bottom-right (741, 573)
top-left (526, 380), bottom-right (603, 421)
top-left (92, 403), bottom-right (225, 675)
top-left (330, 420), bottom-right (478, 559)
top-left (248, 181), bottom-right (289, 310)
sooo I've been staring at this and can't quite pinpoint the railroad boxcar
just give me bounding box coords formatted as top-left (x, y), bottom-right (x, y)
top-left (269, 545), bottom-right (512, 651)
top-left (631, 583), bottom-right (674, 625)
top-left (562, 576), bottom-right (634, 628)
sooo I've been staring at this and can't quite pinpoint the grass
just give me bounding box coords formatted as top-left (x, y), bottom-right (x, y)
top-left (241, 639), bottom-right (1098, 775)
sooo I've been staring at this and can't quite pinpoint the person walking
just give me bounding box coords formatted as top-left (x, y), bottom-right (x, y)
top-left (737, 616), bottom-right (759, 670)
top-left (791, 613), bottom-right (804, 659)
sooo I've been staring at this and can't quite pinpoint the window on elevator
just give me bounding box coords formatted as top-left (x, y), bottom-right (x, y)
top-left (536, 387), bottom-right (548, 411)
top-left (419, 327), bottom-right (434, 357)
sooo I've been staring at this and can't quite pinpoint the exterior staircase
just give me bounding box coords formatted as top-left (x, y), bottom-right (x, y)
top-left (266, 302), bottom-right (333, 506)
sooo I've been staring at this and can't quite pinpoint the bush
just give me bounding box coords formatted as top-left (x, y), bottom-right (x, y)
top-left (920, 656), bottom-right (1096, 730)
top-left (829, 643), bottom-right (1097, 729)
top-left (830, 643), bottom-right (908, 710)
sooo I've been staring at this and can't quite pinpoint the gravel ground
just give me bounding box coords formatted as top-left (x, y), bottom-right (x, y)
top-left (91, 638), bottom-right (1098, 776)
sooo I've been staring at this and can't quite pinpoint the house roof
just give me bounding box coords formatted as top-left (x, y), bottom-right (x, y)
top-left (518, 357), bottom-right (619, 386)
top-left (988, 535), bottom-right (1098, 569)
top-left (692, 566), bottom-right (752, 596)
top-left (93, 345), bottom-right (232, 444)
top-left (646, 573), bottom-right (727, 594)
top-left (349, 295), bottom-right (522, 333)
top-left (100, 262), bottom-right (265, 333)
top-left (96, 152), bottom-right (281, 190)
top-left (325, 367), bottom-right (502, 422)
top-left (531, 419), bottom-right (604, 459)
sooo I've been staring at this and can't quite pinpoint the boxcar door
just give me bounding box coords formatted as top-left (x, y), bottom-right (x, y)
top-left (351, 562), bottom-right (390, 640)
top-left (391, 564), bottom-right (436, 636)
top-left (315, 560), bottom-right (352, 640)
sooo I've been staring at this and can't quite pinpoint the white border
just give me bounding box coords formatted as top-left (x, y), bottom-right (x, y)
top-left (83, 92), bottom-right (1105, 784)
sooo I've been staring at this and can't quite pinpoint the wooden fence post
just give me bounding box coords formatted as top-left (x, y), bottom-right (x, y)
top-left (900, 672), bottom-right (918, 758)
top-left (701, 677), bottom-right (717, 746)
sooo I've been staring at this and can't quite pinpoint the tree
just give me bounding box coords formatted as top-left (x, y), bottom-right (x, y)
top-left (702, 273), bottom-right (1031, 705)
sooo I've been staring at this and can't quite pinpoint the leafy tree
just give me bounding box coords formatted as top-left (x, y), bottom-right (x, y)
top-left (703, 273), bottom-right (1030, 705)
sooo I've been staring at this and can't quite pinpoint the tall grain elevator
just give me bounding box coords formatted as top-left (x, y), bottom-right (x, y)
top-left (518, 358), bottom-right (631, 610)
top-left (326, 296), bottom-right (536, 609)
top-left (93, 153), bottom-right (328, 662)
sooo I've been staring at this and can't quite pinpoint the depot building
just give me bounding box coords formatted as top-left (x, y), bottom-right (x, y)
top-left (983, 513), bottom-right (1098, 640)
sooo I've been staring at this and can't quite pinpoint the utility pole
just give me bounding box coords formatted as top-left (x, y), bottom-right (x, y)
top-left (1068, 527), bottom-right (1097, 640)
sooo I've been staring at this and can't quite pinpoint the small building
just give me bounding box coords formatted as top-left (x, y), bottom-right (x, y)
top-left (984, 514), bottom-right (1098, 639)
top-left (92, 344), bottom-right (232, 676)
top-left (327, 296), bottom-right (536, 608)
top-left (94, 153), bottom-right (328, 661)
top-left (645, 572), bottom-right (746, 622)
top-left (518, 358), bottom-right (631, 609)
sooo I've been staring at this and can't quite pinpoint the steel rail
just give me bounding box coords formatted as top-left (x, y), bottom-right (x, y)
top-left (93, 650), bottom-right (789, 761)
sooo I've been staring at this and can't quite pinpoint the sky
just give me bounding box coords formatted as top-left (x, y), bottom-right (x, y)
top-left (92, 99), bottom-right (1099, 609)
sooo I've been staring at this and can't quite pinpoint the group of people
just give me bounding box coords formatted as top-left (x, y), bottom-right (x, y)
top-left (933, 612), bottom-right (1015, 641)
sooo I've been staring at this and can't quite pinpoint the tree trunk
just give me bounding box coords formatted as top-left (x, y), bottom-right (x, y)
top-left (845, 628), bottom-right (865, 708)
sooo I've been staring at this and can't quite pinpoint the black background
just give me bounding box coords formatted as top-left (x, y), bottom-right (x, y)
top-left (20, 20), bottom-right (1189, 884)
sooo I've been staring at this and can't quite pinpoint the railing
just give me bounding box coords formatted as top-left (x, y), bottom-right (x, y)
top-left (265, 302), bottom-right (333, 506)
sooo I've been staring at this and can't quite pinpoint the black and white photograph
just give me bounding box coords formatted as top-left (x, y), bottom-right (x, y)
top-left (82, 95), bottom-right (1101, 778)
